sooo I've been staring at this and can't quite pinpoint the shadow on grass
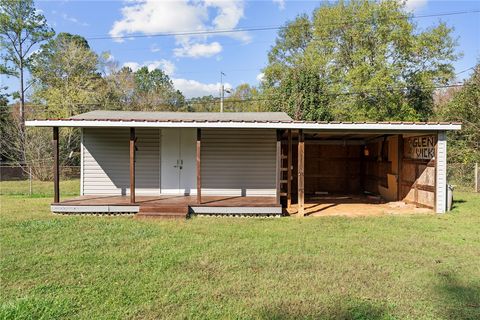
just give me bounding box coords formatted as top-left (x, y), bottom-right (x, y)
top-left (258, 297), bottom-right (394, 320)
top-left (436, 272), bottom-right (480, 320)
top-left (451, 199), bottom-right (467, 210)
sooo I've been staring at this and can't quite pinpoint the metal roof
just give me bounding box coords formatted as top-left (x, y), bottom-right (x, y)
top-left (69, 110), bottom-right (294, 122)
top-left (25, 111), bottom-right (462, 131)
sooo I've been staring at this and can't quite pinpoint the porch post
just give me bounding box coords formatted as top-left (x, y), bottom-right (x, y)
top-left (130, 127), bottom-right (135, 204)
top-left (287, 129), bottom-right (292, 209)
top-left (298, 129), bottom-right (305, 217)
top-left (276, 129), bottom-right (281, 204)
top-left (196, 128), bottom-right (201, 204)
top-left (53, 127), bottom-right (59, 203)
top-left (397, 134), bottom-right (403, 201)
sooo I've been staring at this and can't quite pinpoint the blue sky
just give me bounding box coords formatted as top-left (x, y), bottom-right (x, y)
top-left (2, 0), bottom-right (479, 98)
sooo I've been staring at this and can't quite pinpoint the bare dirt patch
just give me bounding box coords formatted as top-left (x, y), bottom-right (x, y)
top-left (287, 195), bottom-right (432, 217)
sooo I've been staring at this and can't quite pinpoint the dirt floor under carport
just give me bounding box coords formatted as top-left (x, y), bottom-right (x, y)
top-left (286, 195), bottom-right (432, 217)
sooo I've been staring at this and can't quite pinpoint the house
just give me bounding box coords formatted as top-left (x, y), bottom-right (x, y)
top-left (26, 111), bottom-right (461, 218)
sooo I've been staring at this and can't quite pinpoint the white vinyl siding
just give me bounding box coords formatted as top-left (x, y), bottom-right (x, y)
top-left (201, 129), bottom-right (277, 196)
top-left (435, 131), bottom-right (447, 213)
top-left (82, 128), bottom-right (160, 195)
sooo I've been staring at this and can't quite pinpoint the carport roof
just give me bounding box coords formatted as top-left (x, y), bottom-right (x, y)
top-left (26, 110), bottom-right (461, 131)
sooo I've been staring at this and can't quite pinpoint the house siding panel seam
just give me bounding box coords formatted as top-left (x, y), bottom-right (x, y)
top-left (201, 129), bottom-right (277, 196)
top-left (83, 128), bottom-right (160, 195)
top-left (435, 131), bottom-right (447, 213)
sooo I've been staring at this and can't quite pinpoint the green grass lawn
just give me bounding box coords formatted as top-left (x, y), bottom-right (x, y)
top-left (1, 184), bottom-right (479, 319)
top-left (0, 179), bottom-right (80, 197)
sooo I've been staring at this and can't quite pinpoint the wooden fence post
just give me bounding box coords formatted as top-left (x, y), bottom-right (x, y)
top-left (475, 162), bottom-right (479, 193)
top-left (29, 165), bottom-right (32, 197)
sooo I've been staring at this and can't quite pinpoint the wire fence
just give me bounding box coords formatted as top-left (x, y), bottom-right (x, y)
top-left (0, 165), bottom-right (80, 197)
top-left (447, 162), bottom-right (479, 192)
top-left (1, 162), bottom-right (478, 197)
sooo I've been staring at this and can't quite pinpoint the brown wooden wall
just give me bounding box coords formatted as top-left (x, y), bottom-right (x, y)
top-left (400, 135), bottom-right (437, 209)
top-left (304, 144), bottom-right (362, 195)
top-left (363, 139), bottom-right (393, 195)
top-left (282, 138), bottom-right (394, 199)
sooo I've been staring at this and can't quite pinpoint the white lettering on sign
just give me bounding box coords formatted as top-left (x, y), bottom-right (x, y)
top-left (405, 135), bottom-right (436, 160)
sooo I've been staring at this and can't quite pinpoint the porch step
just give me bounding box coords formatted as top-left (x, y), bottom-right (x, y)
top-left (140, 205), bottom-right (187, 213)
top-left (136, 204), bottom-right (189, 219)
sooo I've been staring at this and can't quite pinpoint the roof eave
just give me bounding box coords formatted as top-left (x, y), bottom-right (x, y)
top-left (25, 120), bottom-right (462, 131)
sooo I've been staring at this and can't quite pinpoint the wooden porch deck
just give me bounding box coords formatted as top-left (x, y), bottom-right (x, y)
top-left (52, 195), bottom-right (282, 218)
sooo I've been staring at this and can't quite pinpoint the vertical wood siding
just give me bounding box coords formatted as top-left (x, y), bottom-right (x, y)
top-left (201, 129), bottom-right (276, 196)
top-left (82, 128), bottom-right (160, 195)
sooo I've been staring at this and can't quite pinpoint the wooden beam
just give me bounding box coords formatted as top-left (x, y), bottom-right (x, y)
top-left (196, 128), bottom-right (201, 204)
top-left (397, 134), bottom-right (403, 201)
top-left (130, 127), bottom-right (135, 204)
top-left (298, 129), bottom-right (305, 217)
top-left (287, 129), bottom-right (292, 209)
top-left (276, 130), bottom-right (281, 204)
top-left (53, 127), bottom-right (59, 203)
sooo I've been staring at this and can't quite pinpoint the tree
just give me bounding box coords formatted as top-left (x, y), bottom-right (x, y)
top-left (224, 83), bottom-right (266, 112)
top-left (0, 0), bottom-right (54, 128)
top-left (436, 64), bottom-right (480, 164)
top-left (262, 0), bottom-right (458, 121)
top-left (186, 95), bottom-right (218, 112)
top-left (100, 66), bottom-right (137, 110)
top-left (29, 32), bottom-right (102, 118)
top-left (132, 66), bottom-right (185, 111)
top-left (26, 32), bottom-right (103, 170)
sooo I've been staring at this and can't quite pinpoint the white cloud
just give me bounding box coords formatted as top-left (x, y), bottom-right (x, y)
top-left (174, 42), bottom-right (222, 58)
top-left (404, 0), bottom-right (428, 11)
top-left (150, 44), bottom-right (161, 53)
top-left (61, 13), bottom-right (89, 26)
top-left (122, 59), bottom-right (176, 76)
top-left (205, 0), bottom-right (250, 42)
top-left (110, 0), bottom-right (248, 56)
top-left (172, 78), bottom-right (232, 98)
top-left (256, 72), bottom-right (264, 83)
top-left (110, 0), bottom-right (206, 39)
top-left (272, 0), bottom-right (285, 10)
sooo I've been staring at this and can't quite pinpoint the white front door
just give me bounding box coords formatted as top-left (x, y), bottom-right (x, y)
top-left (160, 128), bottom-right (196, 195)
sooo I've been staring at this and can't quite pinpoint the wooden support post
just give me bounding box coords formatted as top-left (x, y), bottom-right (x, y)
top-left (298, 129), bottom-right (305, 217)
top-left (53, 127), bottom-right (59, 203)
top-left (130, 127), bottom-right (135, 204)
top-left (287, 129), bottom-right (292, 209)
top-left (276, 130), bottom-right (282, 204)
top-left (197, 128), bottom-right (202, 204)
top-left (397, 134), bottom-right (404, 200)
top-left (359, 144), bottom-right (365, 193)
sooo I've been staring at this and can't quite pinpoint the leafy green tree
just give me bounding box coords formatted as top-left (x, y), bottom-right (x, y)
top-left (437, 64), bottom-right (480, 164)
top-left (132, 66), bottom-right (185, 111)
top-left (29, 32), bottom-right (102, 118)
top-left (224, 83), bottom-right (266, 112)
top-left (27, 33), bottom-right (102, 168)
top-left (262, 0), bottom-right (458, 121)
top-left (0, 0), bottom-right (54, 126)
top-left (186, 95), bottom-right (218, 112)
top-left (100, 66), bottom-right (136, 110)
